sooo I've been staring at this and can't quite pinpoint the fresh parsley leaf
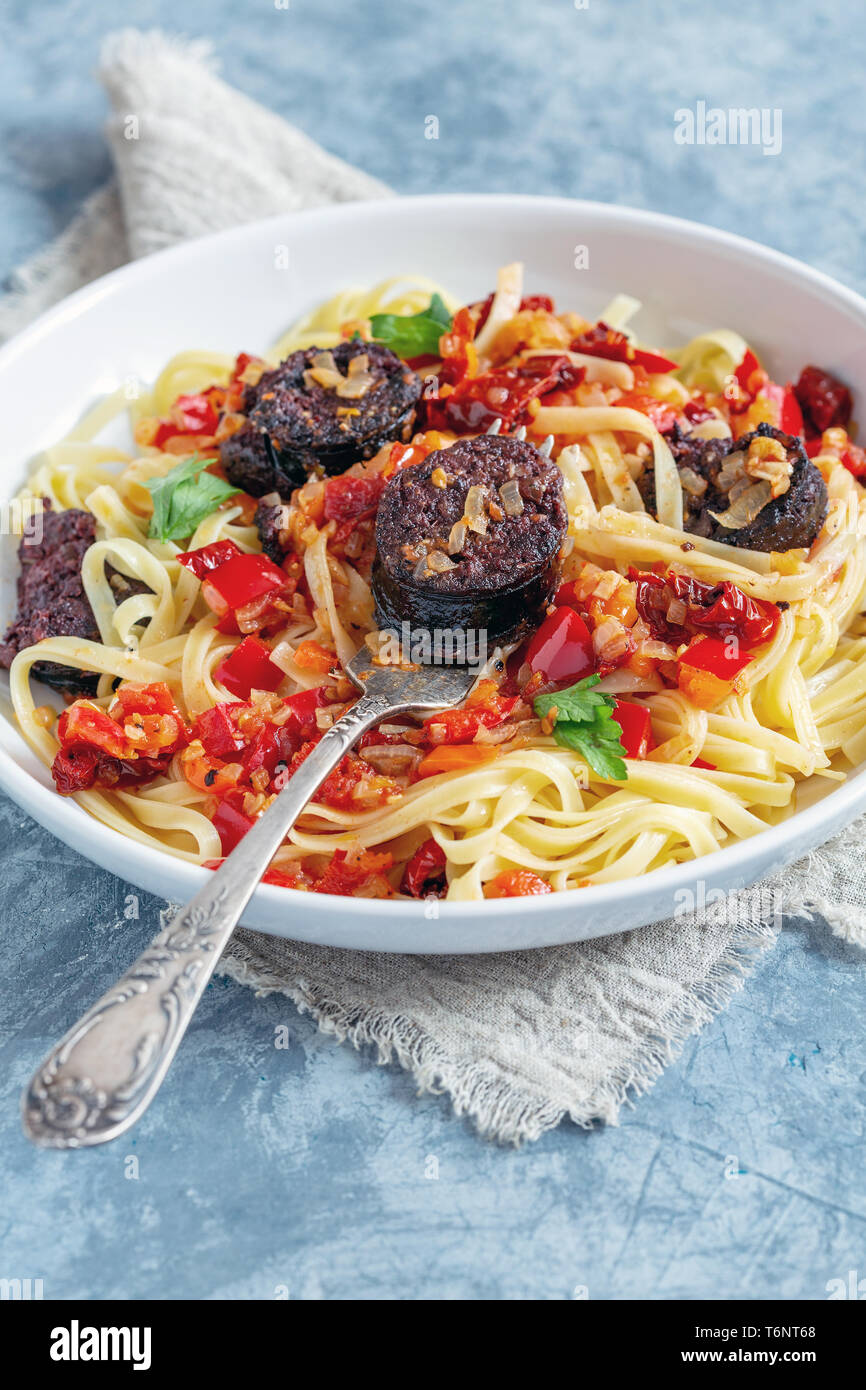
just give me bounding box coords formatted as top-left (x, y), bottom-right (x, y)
top-left (534, 673), bottom-right (614, 724)
top-left (369, 293), bottom-right (453, 359)
top-left (145, 454), bottom-right (240, 544)
top-left (533, 673), bottom-right (628, 781)
top-left (547, 714), bottom-right (628, 781)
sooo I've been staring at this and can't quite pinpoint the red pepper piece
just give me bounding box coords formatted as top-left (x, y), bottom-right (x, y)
top-left (611, 699), bottom-right (654, 759)
top-left (525, 606), bottom-right (595, 683)
top-left (485, 869), bottom-right (553, 898)
top-left (281, 685), bottom-right (332, 740)
top-left (177, 539), bottom-right (241, 579)
top-left (243, 724), bottom-right (297, 779)
top-left (212, 797), bottom-right (255, 854)
top-left (51, 745), bottom-right (171, 794)
top-left (759, 381), bottom-right (804, 437)
top-left (215, 636), bottom-right (284, 699)
top-left (679, 637), bottom-right (752, 679)
top-left (56, 703), bottom-right (129, 758)
top-left (631, 569), bottom-right (780, 649)
top-left (200, 552), bottom-right (287, 616)
top-left (195, 702), bottom-right (248, 759)
top-left (552, 580), bottom-right (583, 610)
top-left (794, 365), bottom-right (852, 436)
top-left (401, 837), bottom-right (447, 897)
top-left (424, 356), bottom-right (569, 434)
top-left (323, 473), bottom-right (385, 522)
top-left (572, 323), bottom-right (679, 374)
top-left (668, 574), bottom-right (780, 647)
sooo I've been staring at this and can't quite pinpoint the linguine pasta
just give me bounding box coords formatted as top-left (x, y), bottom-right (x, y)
top-left (5, 268), bottom-right (866, 901)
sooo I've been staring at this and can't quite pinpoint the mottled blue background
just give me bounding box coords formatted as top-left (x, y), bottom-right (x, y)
top-left (1, 0), bottom-right (865, 1301)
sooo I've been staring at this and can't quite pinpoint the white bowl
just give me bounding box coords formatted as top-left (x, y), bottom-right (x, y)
top-left (1, 195), bottom-right (865, 953)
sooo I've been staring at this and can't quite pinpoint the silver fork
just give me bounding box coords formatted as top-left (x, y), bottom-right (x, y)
top-left (21, 650), bottom-right (479, 1149)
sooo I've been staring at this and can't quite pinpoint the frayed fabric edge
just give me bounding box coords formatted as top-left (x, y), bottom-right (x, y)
top-left (216, 912), bottom-right (780, 1145)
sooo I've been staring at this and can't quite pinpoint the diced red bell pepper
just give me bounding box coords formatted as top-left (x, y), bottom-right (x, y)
top-left (691, 757), bottom-right (717, 770)
top-left (152, 392), bottom-right (221, 447)
top-left (313, 846), bottom-right (394, 897)
top-left (525, 606), bottom-right (595, 683)
top-left (111, 681), bottom-right (180, 719)
top-left (631, 569), bottom-right (780, 649)
top-left (212, 797), bottom-right (255, 854)
top-left (416, 745), bottom-right (499, 778)
top-left (281, 685), bottom-right (332, 740)
top-left (323, 473), bottom-right (385, 522)
top-left (401, 837), bottom-right (447, 897)
top-left (677, 637), bottom-right (752, 709)
top-left (572, 323), bottom-right (679, 374)
top-left (612, 390), bottom-right (678, 433)
top-left (423, 692), bottom-right (518, 745)
top-left (424, 356), bottom-right (569, 434)
top-left (842, 443), bottom-right (866, 479)
top-left (177, 539), bottom-right (241, 579)
top-left (57, 703), bottom-right (128, 758)
top-left (195, 702), bottom-right (249, 759)
top-left (484, 869), bottom-right (553, 898)
top-left (679, 636), bottom-right (752, 679)
top-left (794, 365), bottom-right (852, 436)
top-left (215, 636), bottom-right (285, 699)
top-left (552, 580), bottom-right (583, 610)
top-left (759, 381), bottom-right (804, 437)
top-left (733, 348), bottom-right (764, 399)
top-left (51, 745), bottom-right (171, 794)
top-left (243, 724), bottom-right (297, 779)
top-left (200, 551), bottom-right (287, 616)
top-left (612, 699), bottom-right (654, 760)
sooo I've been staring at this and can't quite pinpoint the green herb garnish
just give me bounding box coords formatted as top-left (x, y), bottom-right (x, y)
top-left (145, 454), bottom-right (240, 544)
top-left (534, 674), bottom-right (628, 781)
top-left (369, 293), bottom-right (453, 359)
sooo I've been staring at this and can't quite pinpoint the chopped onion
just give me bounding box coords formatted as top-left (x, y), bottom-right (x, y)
top-left (361, 743), bottom-right (422, 774)
top-left (678, 465), bottom-right (707, 497)
top-left (464, 484), bottom-right (489, 535)
top-left (347, 353), bottom-right (369, 376)
top-left (593, 570), bottom-right (621, 601)
top-left (499, 478), bottom-right (524, 517)
top-left (596, 670), bottom-right (664, 694)
top-left (666, 597), bottom-right (688, 625)
top-left (592, 617), bottom-right (630, 660)
top-left (727, 475), bottom-right (753, 503)
top-left (637, 638), bottom-right (677, 660)
top-left (413, 551), bottom-right (431, 581)
top-left (716, 451), bottom-right (746, 492)
top-left (709, 480), bottom-right (772, 529)
top-left (336, 371), bottom-right (375, 399)
top-left (427, 549), bottom-right (458, 573)
top-left (312, 350), bottom-right (338, 372)
top-left (448, 520), bottom-right (468, 554)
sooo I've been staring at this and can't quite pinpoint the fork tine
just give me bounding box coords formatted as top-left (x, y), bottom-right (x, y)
top-left (486, 418), bottom-right (503, 435)
top-left (537, 435), bottom-right (554, 457)
top-left (513, 425), bottom-right (527, 441)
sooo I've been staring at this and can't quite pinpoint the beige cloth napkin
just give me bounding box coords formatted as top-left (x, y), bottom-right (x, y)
top-left (3, 29), bottom-right (863, 1143)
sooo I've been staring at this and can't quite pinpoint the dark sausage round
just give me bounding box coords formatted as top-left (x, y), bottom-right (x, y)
top-left (372, 434), bottom-right (567, 648)
top-left (222, 341), bottom-right (422, 495)
top-left (640, 422), bottom-right (828, 552)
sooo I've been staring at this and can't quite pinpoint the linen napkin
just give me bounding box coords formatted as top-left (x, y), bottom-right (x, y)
top-left (3, 29), bottom-right (863, 1143)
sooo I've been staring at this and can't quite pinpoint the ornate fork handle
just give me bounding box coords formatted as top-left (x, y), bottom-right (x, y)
top-left (22, 692), bottom-right (393, 1149)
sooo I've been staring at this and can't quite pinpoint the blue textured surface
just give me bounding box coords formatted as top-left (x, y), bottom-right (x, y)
top-left (1, 0), bottom-right (865, 1301)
